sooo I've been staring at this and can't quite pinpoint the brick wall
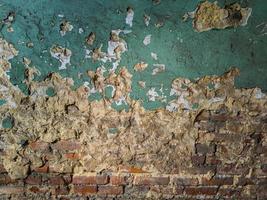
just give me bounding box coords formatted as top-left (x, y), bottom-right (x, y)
top-left (0, 111), bottom-right (266, 199)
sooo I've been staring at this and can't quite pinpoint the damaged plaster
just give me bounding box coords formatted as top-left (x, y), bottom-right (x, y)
top-left (1, 38), bottom-right (266, 180)
top-left (187, 1), bottom-right (252, 32)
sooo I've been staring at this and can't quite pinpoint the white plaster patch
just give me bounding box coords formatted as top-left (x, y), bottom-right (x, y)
top-left (147, 88), bottom-right (159, 101)
top-left (143, 34), bottom-right (151, 46)
top-left (144, 14), bottom-right (151, 26)
top-left (152, 64), bottom-right (165, 75)
top-left (115, 96), bottom-right (127, 105)
top-left (125, 9), bottom-right (134, 27)
top-left (151, 52), bottom-right (158, 60)
top-left (50, 46), bottom-right (72, 70)
top-left (254, 88), bottom-right (266, 99)
top-left (79, 28), bottom-right (84, 34)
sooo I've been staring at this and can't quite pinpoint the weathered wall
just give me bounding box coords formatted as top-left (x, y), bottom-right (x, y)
top-left (0, 67), bottom-right (267, 199)
top-left (0, 38), bottom-right (267, 199)
top-left (0, 111), bottom-right (266, 199)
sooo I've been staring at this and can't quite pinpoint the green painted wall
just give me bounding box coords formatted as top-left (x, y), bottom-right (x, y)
top-left (1, 0), bottom-right (266, 110)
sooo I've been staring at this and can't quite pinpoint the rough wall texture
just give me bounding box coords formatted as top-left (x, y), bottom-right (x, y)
top-left (0, 38), bottom-right (267, 199)
top-left (1, 70), bottom-right (267, 199)
top-left (0, 114), bottom-right (266, 200)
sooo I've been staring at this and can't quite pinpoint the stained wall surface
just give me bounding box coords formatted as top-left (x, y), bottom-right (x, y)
top-left (0, 0), bottom-right (267, 199)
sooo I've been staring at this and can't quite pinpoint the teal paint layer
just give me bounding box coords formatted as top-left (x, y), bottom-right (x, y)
top-left (0, 0), bottom-right (266, 110)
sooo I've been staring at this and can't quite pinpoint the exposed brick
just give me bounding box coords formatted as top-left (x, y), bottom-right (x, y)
top-left (64, 153), bottom-right (80, 159)
top-left (25, 175), bottom-right (42, 185)
top-left (191, 155), bottom-right (205, 166)
top-left (29, 140), bottom-right (49, 151)
top-left (0, 174), bottom-right (15, 185)
top-left (73, 185), bottom-right (97, 195)
top-left (190, 165), bottom-right (216, 175)
top-left (174, 187), bottom-right (185, 195)
top-left (53, 186), bottom-right (69, 196)
top-left (98, 185), bottom-right (123, 195)
top-left (73, 175), bottom-right (108, 185)
top-left (202, 176), bottom-right (233, 186)
top-left (195, 143), bottom-right (216, 155)
top-left (214, 133), bottom-right (242, 142)
top-left (0, 164), bottom-right (7, 173)
top-left (218, 188), bottom-right (240, 197)
top-left (237, 177), bottom-right (256, 186)
top-left (133, 176), bottom-right (169, 185)
top-left (52, 140), bottom-right (81, 151)
top-left (118, 165), bottom-right (147, 173)
top-left (197, 121), bottom-right (215, 132)
top-left (206, 155), bottom-right (222, 165)
top-left (185, 186), bottom-right (218, 196)
top-left (0, 186), bottom-right (25, 194)
top-left (49, 176), bottom-right (65, 185)
top-left (172, 178), bottom-right (199, 186)
top-left (210, 113), bottom-right (229, 122)
top-left (110, 176), bottom-right (127, 185)
top-left (217, 164), bottom-right (249, 175)
top-left (28, 186), bottom-right (41, 193)
top-left (28, 186), bottom-right (48, 194)
top-left (33, 164), bottom-right (49, 173)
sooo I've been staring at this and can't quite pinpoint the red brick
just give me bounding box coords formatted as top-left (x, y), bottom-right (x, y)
top-left (52, 140), bottom-right (81, 151)
top-left (217, 164), bottom-right (249, 175)
top-left (133, 176), bottom-right (169, 185)
top-left (210, 113), bottom-right (229, 122)
top-left (0, 174), bottom-right (15, 184)
top-left (29, 140), bottom-right (49, 151)
top-left (0, 186), bottom-right (25, 194)
top-left (185, 187), bottom-right (218, 196)
top-left (28, 186), bottom-right (41, 193)
top-left (172, 178), bottom-right (199, 186)
top-left (33, 164), bottom-right (49, 173)
top-left (174, 186), bottom-right (184, 195)
top-left (202, 176), bottom-right (233, 186)
top-left (218, 188), bottom-right (240, 197)
top-left (49, 176), bottom-right (65, 185)
top-left (237, 177), bottom-right (256, 186)
top-left (25, 175), bottom-right (42, 185)
top-left (189, 165), bottom-right (216, 175)
top-left (98, 185), bottom-right (123, 195)
top-left (191, 155), bottom-right (205, 166)
top-left (118, 165), bottom-right (147, 173)
top-left (214, 133), bottom-right (242, 142)
top-left (28, 186), bottom-right (48, 194)
top-left (53, 186), bottom-right (69, 195)
top-left (73, 175), bottom-right (108, 185)
top-left (195, 143), bottom-right (216, 154)
top-left (110, 176), bottom-right (126, 185)
top-left (197, 121), bottom-right (216, 132)
top-left (206, 155), bottom-right (222, 165)
top-left (64, 153), bottom-right (80, 159)
top-left (73, 185), bottom-right (97, 195)
top-left (0, 164), bottom-right (7, 173)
